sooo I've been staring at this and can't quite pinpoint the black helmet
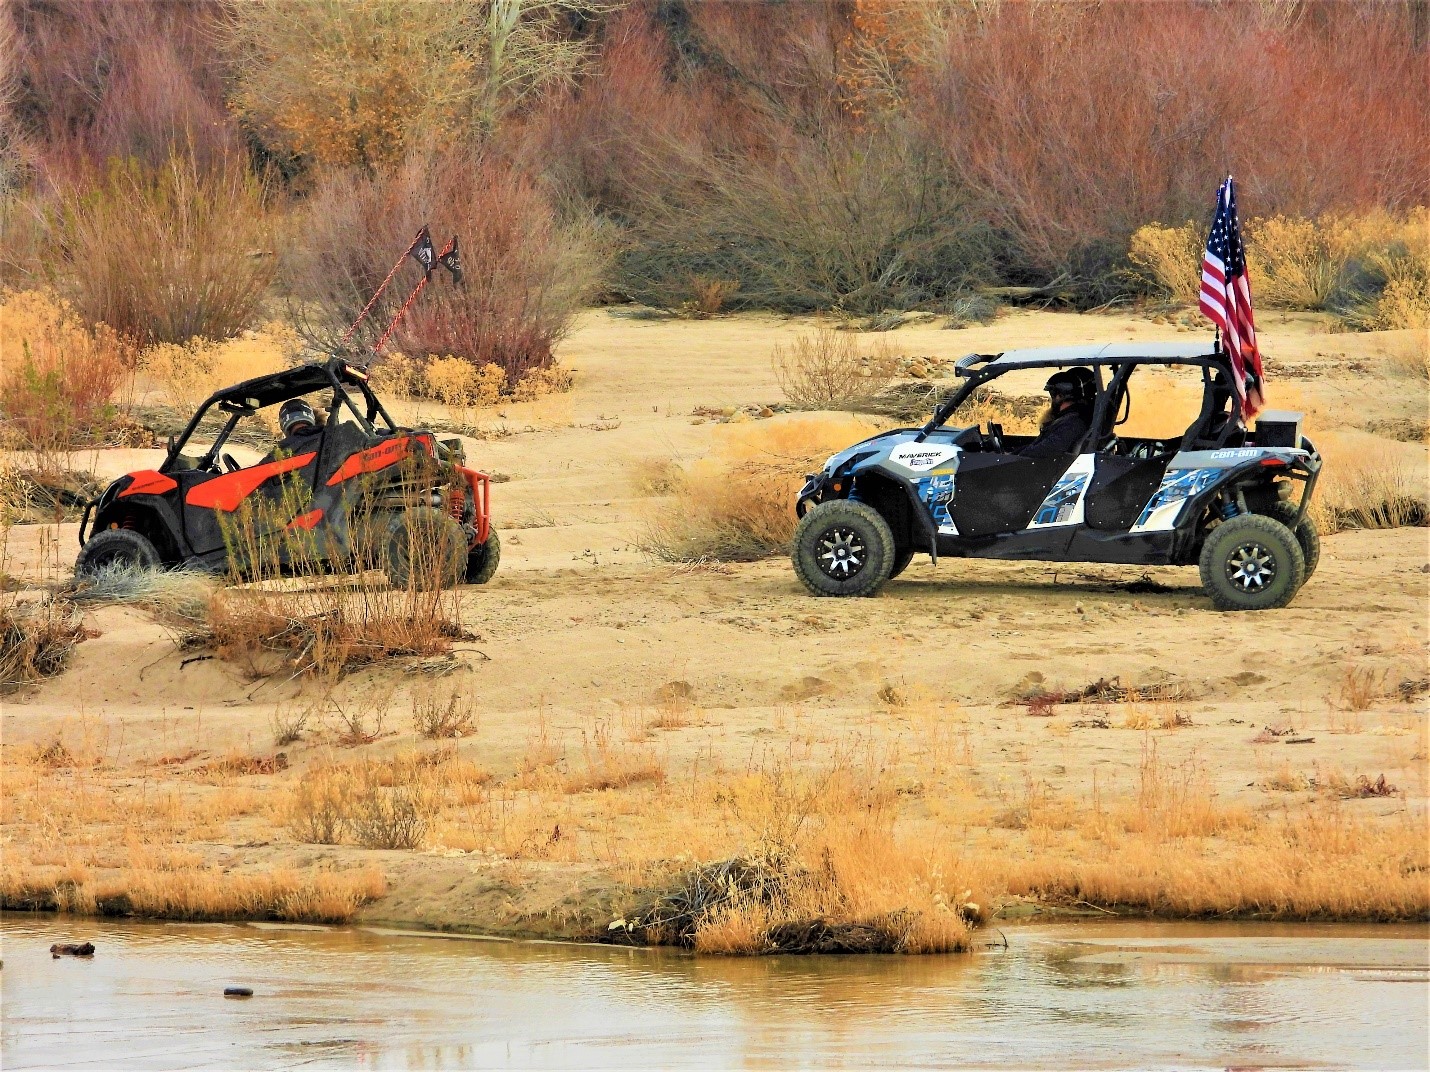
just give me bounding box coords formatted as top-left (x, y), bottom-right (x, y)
top-left (279, 398), bottom-right (317, 438)
top-left (1045, 367), bottom-right (1095, 405)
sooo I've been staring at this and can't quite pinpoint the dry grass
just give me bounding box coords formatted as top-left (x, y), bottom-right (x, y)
top-left (638, 413), bottom-right (879, 562)
top-left (137, 324), bottom-right (300, 412)
top-left (0, 599), bottom-right (87, 693)
top-left (1380, 332), bottom-right (1429, 383)
top-left (562, 722), bottom-right (666, 794)
top-left (1, 863), bottom-right (385, 923)
top-left (1307, 435), bottom-right (1427, 534)
top-left (772, 326), bottom-right (902, 410)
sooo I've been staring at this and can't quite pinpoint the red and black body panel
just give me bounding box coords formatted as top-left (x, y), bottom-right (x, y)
top-left (79, 358), bottom-right (492, 574)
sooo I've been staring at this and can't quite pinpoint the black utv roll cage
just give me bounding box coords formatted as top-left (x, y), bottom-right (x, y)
top-left (917, 345), bottom-right (1246, 447)
top-left (161, 358), bottom-right (399, 475)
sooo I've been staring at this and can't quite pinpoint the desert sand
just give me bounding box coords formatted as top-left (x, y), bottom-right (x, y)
top-left (3, 307), bottom-right (1427, 938)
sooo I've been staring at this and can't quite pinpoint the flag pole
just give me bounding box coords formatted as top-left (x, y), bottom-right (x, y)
top-left (339, 228), bottom-right (426, 347)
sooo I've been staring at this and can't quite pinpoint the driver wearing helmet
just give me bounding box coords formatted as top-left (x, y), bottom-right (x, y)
top-left (272, 398), bottom-right (323, 459)
top-left (1017, 368), bottom-right (1095, 458)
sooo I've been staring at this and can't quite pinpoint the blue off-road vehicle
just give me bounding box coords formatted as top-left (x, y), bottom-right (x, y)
top-left (792, 342), bottom-right (1322, 611)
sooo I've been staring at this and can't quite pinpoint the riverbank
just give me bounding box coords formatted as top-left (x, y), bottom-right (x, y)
top-left (3, 308), bottom-right (1427, 947)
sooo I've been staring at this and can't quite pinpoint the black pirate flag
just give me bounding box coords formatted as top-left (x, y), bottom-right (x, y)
top-left (409, 225), bottom-right (436, 274)
top-left (437, 234), bottom-right (463, 284)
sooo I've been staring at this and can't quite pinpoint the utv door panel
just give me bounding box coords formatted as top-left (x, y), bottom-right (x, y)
top-left (948, 454), bottom-right (1073, 537)
top-left (181, 452), bottom-right (319, 557)
top-left (1084, 455), bottom-right (1173, 531)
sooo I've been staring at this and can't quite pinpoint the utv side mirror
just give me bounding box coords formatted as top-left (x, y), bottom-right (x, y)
top-left (167, 434), bottom-right (176, 455)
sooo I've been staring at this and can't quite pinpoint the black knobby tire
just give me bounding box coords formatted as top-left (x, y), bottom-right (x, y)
top-left (382, 507), bottom-right (466, 591)
top-left (1264, 501), bottom-right (1320, 581)
top-left (464, 529), bottom-right (501, 584)
top-left (75, 529), bottom-right (163, 576)
top-left (888, 547), bottom-right (916, 580)
top-left (792, 499), bottom-right (897, 597)
top-left (1198, 513), bottom-right (1305, 611)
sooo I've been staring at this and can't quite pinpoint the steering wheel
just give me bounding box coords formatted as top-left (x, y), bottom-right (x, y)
top-left (222, 453), bottom-right (242, 473)
top-left (985, 423), bottom-right (1005, 453)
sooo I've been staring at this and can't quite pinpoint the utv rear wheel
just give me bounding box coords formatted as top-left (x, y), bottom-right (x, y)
top-left (464, 529), bottom-right (501, 584)
top-left (1198, 513), bottom-right (1305, 611)
top-left (382, 507), bottom-right (466, 591)
top-left (792, 500), bottom-right (896, 597)
top-left (1264, 501), bottom-right (1320, 581)
top-left (75, 529), bottom-right (162, 577)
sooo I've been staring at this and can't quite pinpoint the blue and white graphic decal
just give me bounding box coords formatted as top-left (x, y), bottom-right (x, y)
top-left (916, 473), bottom-right (958, 534)
top-left (1029, 454), bottom-right (1095, 528)
top-left (1132, 467), bottom-right (1220, 531)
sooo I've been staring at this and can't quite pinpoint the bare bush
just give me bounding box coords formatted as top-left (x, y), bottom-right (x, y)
top-left (44, 153), bottom-right (276, 345)
top-left (287, 149), bottom-right (602, 384)
top-left (915, 2), bottom-right (1429, 301)
top-left (286, 764), bottom-right (354, 845)
top-left (412, 684), bottom-right (479, 739)
top-left (350, 781), bottom-right (431, 851)
top-left (772, 326), bottom-right (901, 410)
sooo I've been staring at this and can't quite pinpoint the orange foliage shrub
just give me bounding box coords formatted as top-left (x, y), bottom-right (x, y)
top-left (0, 290), bottom-right (132, 453)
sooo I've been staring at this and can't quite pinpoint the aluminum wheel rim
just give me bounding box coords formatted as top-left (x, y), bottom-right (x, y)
top-left (816, 525), bottom-right (867, 579)
top-left (1225, 540), bottom-right (1277, 592)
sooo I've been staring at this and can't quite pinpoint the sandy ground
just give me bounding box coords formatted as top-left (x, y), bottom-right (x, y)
top-left (3, 308), bottom-right (1427, 936)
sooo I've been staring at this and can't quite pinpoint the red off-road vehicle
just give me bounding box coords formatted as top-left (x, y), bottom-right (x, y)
top-left (75, 358), bottom-right (498, 590)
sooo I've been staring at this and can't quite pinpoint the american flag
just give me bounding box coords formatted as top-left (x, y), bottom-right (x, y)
top-left (1199, 176), bottom-right (1265, 417)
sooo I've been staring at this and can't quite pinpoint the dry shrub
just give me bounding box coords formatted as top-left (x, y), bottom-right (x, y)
top-left (616, 120), bottom-right (994, 315)
top-left (639, 413), bottom-right (880, 562)
top-left (683, 277), bottom-right (741, 318)
top-left (0, 290), bottom-right (133, 454)
top-left (412, 683), bottom-right (479, 739)
top-left (1349, 208), bottom-right (1430, 331)
top-left (206, 585), bottom-right (459, 681)
top-left (287, 763), bottom-right (355, 845)
top-left (630, 458), bottom-right (684, 498)
top-left (773, 326), bottom-right (902, 410)
top-left (2, 863), bottom-right (385, 924)
top-left (1128, 222), bottom-right (1203, 303)
top-left (1246, 215), bottom-right (1355, 311)
top-left (224, 0), bottom-right (594, 172)
top-left (138, 324), bottom-right (301, 411)
top-left (349, 780), bottom-right (432, 850)
top-left (44, 153), bottom-right (276, 345)
top-left (287, 149), bottom-right (602, 385)
top-left (1335, 665), bottom-right (1391, 712)
top-left (0, 599), bottom-right (87, 693)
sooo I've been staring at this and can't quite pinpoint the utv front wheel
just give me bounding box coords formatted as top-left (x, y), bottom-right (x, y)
top-left (1264, 501), bottom-right (1320, 581)
top-left (1198, 513), bottom-right (1305, 611)
top-left (383, 507), bottom-right (466, 591)
top-left (464, 529), bottom-right (501, 584)
top-left (75, 529), bottom-right (163, 577)
top-left (792, 500), bottom-right (896, 597)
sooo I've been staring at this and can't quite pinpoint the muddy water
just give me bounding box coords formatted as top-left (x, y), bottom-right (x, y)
top-left (3, 916), bottom-right (1427, 1070)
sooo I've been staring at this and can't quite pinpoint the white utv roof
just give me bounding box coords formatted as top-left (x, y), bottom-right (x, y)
top-left (984, 341), bottom-right (1219, 368)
